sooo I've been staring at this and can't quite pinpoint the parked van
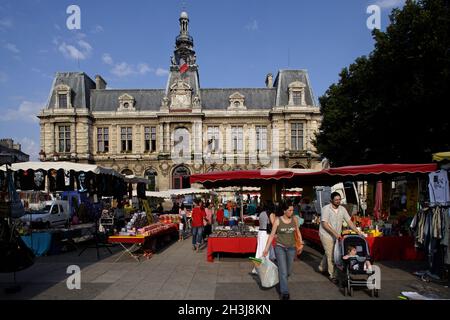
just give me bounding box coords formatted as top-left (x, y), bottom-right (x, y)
top-left (21, 200), bottom-right (70, 229)
top-left (313, 182), bottom-right (360, 215)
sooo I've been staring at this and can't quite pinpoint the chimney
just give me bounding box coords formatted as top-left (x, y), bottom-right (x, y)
top-left (265, 73), bottom-right (273, 88)
top-left (95, 75), bottom-right (107, 90)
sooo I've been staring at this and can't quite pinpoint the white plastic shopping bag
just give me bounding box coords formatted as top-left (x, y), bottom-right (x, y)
top-left (257, 257), bottom-right (279, 288)
top-left (333, 239), bottom-right (342, 267)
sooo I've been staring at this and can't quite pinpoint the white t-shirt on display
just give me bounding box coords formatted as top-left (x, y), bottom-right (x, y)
top-left (429, 170), bottom-right (450, 205)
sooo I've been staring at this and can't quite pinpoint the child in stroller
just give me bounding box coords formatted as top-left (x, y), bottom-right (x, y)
top-left (335, 235), bottom-right (379, 297)
top-left (343, 245), bottom-right (373, 273)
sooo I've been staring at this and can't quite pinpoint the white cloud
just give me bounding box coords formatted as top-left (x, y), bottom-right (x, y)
top-left (77, 39), bottom-right (92, 52)
top-left (1, 101), bottom-right (43, 123)
top-left (375, 0), bottom-right (405, 9)
top-left (155, 68), bottom-right (169, 76)
top-left (0, 71), bottom-right (7, 83)
top-left (138, 63), bottom-right (152, 75)
top-left (0, 17), bottom-right (12, 29)
top-left (58, 39), bottom-right (92, 60)
top-left (102, 53), bottom-right (114, 65)
top-left (111, 62), bottom-right (135, 77)
top-left (245, 20), bottom-right (258, 31)
top-left (105, 54), bottom-right (154, 77)
top-left (17, 137), bottom-right (40, 161)
top-left (91, 25), bottom-right (104, 33)
top-left (5, 42), bottom-right (20, 53)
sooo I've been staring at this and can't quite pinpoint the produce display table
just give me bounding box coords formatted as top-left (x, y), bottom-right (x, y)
top-left (207, 237), bottom-right (257, 262)
top-left (300, 227), bottom-right (321, 246)
top-left (365, 236), bottom-right (424, 261)
top-left (300, 227), bottom-right (424, 261)
top-left (108, 235), bottom-right (146, 262)
top-left (108, 223), bottom-right (178, 262)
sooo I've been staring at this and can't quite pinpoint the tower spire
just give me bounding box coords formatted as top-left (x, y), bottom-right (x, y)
top-left (171, 11), bottom-right (196, 71)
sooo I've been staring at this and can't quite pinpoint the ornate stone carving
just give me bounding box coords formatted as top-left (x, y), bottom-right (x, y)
top-left (169, 80), bottom-right (192, 110)
top-left (159, 161), bottom-right (170, 176)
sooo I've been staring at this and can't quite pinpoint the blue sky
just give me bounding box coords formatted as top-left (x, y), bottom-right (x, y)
top-left (0, 0), bottom-right (405, 160)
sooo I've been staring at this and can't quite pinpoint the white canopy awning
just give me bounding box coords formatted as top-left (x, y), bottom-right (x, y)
top-left (166, 188), bottom-right (214, 196)
top-left (124, 175), bottom-right (151, 184)
top-left (131, 188), bottom-right (213, 198)
top-left (0, 161), bottom-right (123, 178)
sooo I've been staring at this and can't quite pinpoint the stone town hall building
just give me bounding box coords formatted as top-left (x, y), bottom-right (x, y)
top-left (39, 12), bottom-right (322, 191)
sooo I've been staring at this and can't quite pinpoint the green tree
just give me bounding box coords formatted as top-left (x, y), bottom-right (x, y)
top-left (315, 0), bottom-right (450, 166)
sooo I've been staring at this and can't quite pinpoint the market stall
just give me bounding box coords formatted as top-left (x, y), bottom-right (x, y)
top-left (206, 226), bottom-right (259, 262)
top-left (191, 163), bottom-right (440, 262)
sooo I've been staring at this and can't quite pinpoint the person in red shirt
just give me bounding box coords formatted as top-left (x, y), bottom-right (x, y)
top-left (191, 199), bottom-right (206, 252)
top-left (216, 203), bottom-right (224, 225)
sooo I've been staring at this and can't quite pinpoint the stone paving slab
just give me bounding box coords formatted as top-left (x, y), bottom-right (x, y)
top-left (1, 236), bottom-right (450, 300)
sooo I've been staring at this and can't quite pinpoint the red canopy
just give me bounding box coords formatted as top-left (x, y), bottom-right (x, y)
top-left (190, 164), bottom-right (438, 188)
top-left (325, 163), bottom-right (438, 176)
top-left (190, 169), bottom-right (295, 188)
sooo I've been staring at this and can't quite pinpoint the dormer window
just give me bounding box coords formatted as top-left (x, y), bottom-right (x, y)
top-left (229, 92), bottom-right (246, 110)
top-left (288, 81), bottom-right (306, 106)
top-left (292, 91), bottom-right (302, 105)
top-left (58, 94), bottom-right (68, 108)
top-left (54, 84), bottom-right (72, 108)
top-left (118, 93), bottom-right (136, 111)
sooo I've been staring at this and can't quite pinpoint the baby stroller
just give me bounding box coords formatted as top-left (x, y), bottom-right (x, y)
top-left (334, 235), bottom-right (380, 297)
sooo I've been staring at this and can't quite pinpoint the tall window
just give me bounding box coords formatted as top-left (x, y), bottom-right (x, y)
top-left (256, 126), bottom-right (267, 151)
top-left (291, 123), bottom-right (304, 151)
top-left (144, 169), bottom-right (157, 191)
top-left (97, 128), bottom-right (109, 153)
top-left (231, 126), bottom-right (243, 152)
top-left (144, 127), bottom-right (157, 152)
top-left (121, 127), bottom-right (133, 152)
top-left (207, 126), bottom-right (220, 153)
top-left (58, 125), bottom-right (71, 153)
top-left (292, 91), bottom-right (302, 105)
top-left (58, 94), bottom-right (68, 108)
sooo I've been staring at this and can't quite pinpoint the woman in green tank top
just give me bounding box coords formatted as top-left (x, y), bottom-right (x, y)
top-left (263, 201), bottom-right (304, 300)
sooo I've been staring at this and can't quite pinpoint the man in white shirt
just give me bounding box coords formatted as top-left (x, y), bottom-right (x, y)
top-left (318, 192), bottom-right (363, 283)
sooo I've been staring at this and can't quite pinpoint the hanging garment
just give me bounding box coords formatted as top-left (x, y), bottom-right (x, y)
top-left (64, 170), bottom-right (71, 186)
top-left (33, 169), bottom-right (46, 191)
top-left (428, 170), bottom-right (450, 205)
top-left (432, 207), bottom-right (442, 239)
top-left (48, 169), bottom-right (57, 192)
top-left (373, 181), bottom-right (383, 221)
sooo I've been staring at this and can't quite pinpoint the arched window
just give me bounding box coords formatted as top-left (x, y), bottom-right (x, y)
top-left (144, 169), bottom-right (157, 191)
top-left (172, 165), bottom-right (191, 189)
top-left (121, 169), bottom-right (133, 176)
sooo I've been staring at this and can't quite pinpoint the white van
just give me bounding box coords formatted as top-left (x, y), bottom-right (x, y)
top-left (313, 182), bottom-right (360, 215)
top-left (21, 200), bottom-right (70, 228)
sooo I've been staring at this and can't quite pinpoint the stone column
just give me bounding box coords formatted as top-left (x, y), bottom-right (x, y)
top-left (164, 122), bottom-right (170, 153)
top-left (159, 123), bottom-right (164, 153)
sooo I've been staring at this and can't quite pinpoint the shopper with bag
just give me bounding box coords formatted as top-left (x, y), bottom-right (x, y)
top-left (263, 201), bottom-right (304, 300)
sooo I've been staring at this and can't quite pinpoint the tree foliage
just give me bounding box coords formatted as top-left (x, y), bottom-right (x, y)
top-left (315, 0), bottom-right (450, 166)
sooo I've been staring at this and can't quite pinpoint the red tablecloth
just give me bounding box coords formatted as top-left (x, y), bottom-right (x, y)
top-left (108, 235), bottom-right (146, 244)
top-left (300, 227), bottom-right (424, 261)
top-left (300, 227), bottom-right (321, 245)
top-left (207, 237), bottom-right (257, 262)
top-left (108, 224), bottom-right (178, 244)
top-left (366, 236), bottom-right (424, 261)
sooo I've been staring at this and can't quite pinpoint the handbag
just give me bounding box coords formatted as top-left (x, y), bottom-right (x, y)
top-left (293, 217), bottom-right (303, 254)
